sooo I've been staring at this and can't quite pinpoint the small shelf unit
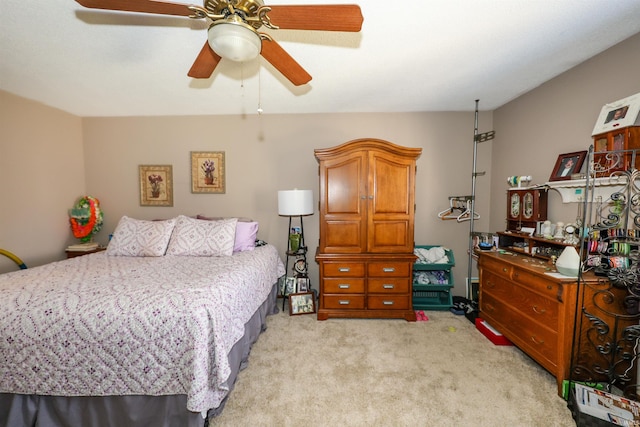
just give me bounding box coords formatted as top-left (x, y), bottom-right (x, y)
top-left (412, 246), bottom-right (455, 311)
top-left (497, 231), bottom-right (576, 261)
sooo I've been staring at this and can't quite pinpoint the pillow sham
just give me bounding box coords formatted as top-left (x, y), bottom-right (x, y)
top-left (166, 215), bottom-right (237, 256)
top-left (234, 221), bottom-right (259, 252)
top-left (106, 216), bottom-right (176, 257)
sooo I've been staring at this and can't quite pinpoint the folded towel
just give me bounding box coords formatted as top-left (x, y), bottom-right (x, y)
top-left (414, 247), bottom-right (449, 264)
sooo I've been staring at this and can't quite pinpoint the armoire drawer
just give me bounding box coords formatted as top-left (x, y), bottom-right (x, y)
top-left (323, 278), bottom-right (366, 294)
top-left (323, 295), bottom-right (366, 310)
top-left (322, 262), bottom-right (366, 277)
top-left (367, 278), bottom-right (410, 293)
top-left (367, 295), bottom-right (410, 310)
top-left (368, 262), bottom-right (412, 277)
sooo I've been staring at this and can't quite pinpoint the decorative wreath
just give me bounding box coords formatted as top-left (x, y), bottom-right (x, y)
top-left (69, 196), bottom-right (103, 242)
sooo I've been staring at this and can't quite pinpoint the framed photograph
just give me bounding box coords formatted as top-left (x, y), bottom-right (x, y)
top-left (285, 277), bottom-right (297, 295)
top-left (139, 165), bottom-right (173, 206)
top-left (592, 92), bottom-right (640, 135)
top-left (296, 276), bottom-right (309, 292)
top-left (278, 276), bottom-right (287, 296)
top-left (191, 151), bottom-right (225, 194)
top-left (288, 292), bottom-right (316, 315)
top-left (549, 151), bottom-right (587, 181)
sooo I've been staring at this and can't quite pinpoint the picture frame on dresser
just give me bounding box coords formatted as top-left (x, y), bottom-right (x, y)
top-left (139, 165), bottom-right (173, 206)
top-left (289, 292), bottom-right (316, 315)
top-left (549, 151), bottom-right (587, 181)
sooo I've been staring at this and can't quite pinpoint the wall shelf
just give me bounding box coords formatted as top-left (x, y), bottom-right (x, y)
top-left (545, 176), bottom-right (630, 203)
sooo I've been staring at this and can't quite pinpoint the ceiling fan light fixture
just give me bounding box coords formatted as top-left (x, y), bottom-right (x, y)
top-left (208, 18), bottom-right (262, 62)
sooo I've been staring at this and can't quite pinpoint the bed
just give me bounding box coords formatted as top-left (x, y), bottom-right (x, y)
top-left (0, 215), bottom-right (285, 427)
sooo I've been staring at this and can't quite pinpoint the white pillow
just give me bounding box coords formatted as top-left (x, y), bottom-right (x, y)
top-left (166, 215), bottom-right (237, 256)
top-left (106, 216), bottom-right (176, 257)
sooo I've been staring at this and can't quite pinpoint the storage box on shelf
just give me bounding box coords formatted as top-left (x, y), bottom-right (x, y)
top-left (497, 231), bottom-right (576, 261)
top-left (412, 246), bottom-right (455, 311)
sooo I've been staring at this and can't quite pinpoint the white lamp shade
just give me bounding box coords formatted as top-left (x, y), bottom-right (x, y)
top-left (278, 190), bottom-right (314, 216)
top-left (208, 20), bottom-right (262, 62)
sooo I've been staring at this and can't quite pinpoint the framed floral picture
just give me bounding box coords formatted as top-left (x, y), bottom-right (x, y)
top-left (139, 165), bottom-right (173, 206)
top-left (191, 151), bottom-right (225, 194)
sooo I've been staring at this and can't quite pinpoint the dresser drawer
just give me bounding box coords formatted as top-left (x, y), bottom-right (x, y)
top-left (368, 278), bottom-right (410, 293)
top-left (322, 262), bottom-right (366, 277)
top-left (480, 256), bottom-right (513, 278)
top-left (482, 293), bottom-right (558, 369)
top-left (323, 278), bottom-right (365, 294)
top-left (368, 262), bottom-right (412, 277)
top-left (483, 272), bottom-right (559, 330)
top-left (323, 295), bottom-right (366, 309)
top-left (512, 267), bottom-right (563, 300)
top-left (367, 295), bottom-right (410, 310)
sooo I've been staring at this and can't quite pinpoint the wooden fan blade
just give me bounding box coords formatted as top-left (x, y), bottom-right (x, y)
top-left (266, 5), bottom-right (363, 32)
top-left (75, 0), bottom-right (194, 17)
top-left (188, 42), bottom-right (222, 79)
top-left (260, 38), bottom-right (311, 86)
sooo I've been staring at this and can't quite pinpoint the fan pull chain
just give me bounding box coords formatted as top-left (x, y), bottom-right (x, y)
top-left (257, 67), bottom-right (263, 115)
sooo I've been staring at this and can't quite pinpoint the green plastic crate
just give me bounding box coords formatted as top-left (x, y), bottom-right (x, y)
top-left (412, 245), bottom-right (455, 310)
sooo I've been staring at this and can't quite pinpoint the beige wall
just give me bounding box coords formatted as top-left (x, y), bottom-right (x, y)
top-left (0, 91), bottom-right (85, 273)
top-left (491, 33), bottom-right (640, 235)
top-left (81, 111), bottom-right (493, 294)
top-left (1, 31), bottom-right (638, 298)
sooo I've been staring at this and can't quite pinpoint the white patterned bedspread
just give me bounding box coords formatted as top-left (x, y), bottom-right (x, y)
top-left (0, 244), bottom-right (285, 412)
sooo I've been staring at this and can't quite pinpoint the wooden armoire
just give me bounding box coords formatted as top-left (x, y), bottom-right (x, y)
top-left (314, 138), bottom-right (422, 321)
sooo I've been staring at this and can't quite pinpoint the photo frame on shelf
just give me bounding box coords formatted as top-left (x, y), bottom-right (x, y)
top-left (191, 151), bottom-right (225, 194)
top-left (139, 165), bottom-right (173, 206)
top-left (549, 151), bottom-right (587, 181)
top-left (288, 292), bottom-right (316, 315)
top-left (592, 92), bottom-right (640, 136)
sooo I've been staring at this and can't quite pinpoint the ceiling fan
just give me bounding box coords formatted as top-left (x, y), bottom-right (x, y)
top-left (75, 0), bottom-right (363, 86)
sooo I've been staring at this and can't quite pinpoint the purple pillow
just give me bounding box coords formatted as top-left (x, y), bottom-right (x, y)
top-left (234, 221), bottom-right (259, 252)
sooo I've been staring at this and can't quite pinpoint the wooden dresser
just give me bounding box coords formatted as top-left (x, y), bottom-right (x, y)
top-left (477, 251), bottom-right (594, 395)
top-left (314, 139), bottom-right (421, 321)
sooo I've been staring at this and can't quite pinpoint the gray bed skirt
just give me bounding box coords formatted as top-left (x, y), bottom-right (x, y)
top-left (0, 283), bottom-right (279, 427)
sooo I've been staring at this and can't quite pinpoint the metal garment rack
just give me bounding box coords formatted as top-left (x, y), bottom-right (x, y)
top-left (467, 100), bottom-right (495, 300)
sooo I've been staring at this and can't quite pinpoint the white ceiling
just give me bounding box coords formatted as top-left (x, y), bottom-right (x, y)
top-left (1, 0), bottom-right (640, 117)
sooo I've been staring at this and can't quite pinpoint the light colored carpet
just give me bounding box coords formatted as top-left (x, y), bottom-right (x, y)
top-left (212, 310), bottom-right (575, 426)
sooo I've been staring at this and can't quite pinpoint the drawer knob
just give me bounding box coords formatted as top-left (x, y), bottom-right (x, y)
top-left (502, 268), bottom-right (508, 272)
top-left (383, 267), bottom-right (396, 273)
top-left (338, 267), bottom-right (350, 272)
top-left (383, 284), bottom-right (395, 289)
top-left (486, 281), bottom-right (496, 288)
top-left (338, 284), bottom-right (350, 289)
top-left (485, 303), bottom-right (495, 312)
top-left (532, 305), bottom-right (546, 314)
top-left (547, 285), bottom-right (553, 290)
top-left (382, 301), bottom-right (394, 305)
top-left (531, 336), bottom-right (544, 345)
top-left (338, 300), bottom-right (350, 305)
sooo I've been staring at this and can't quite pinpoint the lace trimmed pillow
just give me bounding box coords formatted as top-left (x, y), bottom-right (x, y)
top-left (106, 216), bottom-right (176, 257)
top-left (166, 215), bottom-right (238, 256)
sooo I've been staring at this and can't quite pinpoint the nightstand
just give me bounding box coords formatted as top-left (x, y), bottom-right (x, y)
top-left (66, 247), bottom-right (106, 259)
